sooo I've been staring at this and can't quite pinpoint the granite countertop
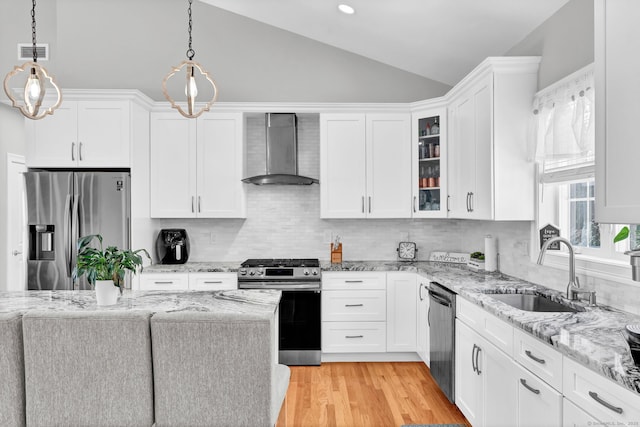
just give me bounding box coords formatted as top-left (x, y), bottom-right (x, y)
top-left (328, 261), bottom-right (640, 396)
top-left (0, 289), bottom-right (281, 315)
top-left (143, 262), bottom-right (239, 273)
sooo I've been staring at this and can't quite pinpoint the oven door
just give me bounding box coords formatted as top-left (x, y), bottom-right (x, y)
top-left (279, 290), bottom-right (321, 366)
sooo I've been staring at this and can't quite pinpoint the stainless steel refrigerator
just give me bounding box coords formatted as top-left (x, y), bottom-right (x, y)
top-left (24, 171), bottom-right (130, 290)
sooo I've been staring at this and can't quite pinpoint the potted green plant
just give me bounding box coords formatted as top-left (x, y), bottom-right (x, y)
top-left (72, 234), bottom-right (151, 305)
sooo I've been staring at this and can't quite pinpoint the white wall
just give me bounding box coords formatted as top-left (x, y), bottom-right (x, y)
top-left (0, 104), bottom-right (27, 291)
top-left (0, 0), bottom-right (450, 103)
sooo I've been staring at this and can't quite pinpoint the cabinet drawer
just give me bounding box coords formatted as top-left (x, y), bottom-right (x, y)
top-left (322, 272), bottom-right (386, 290)
top-left (188, 273), bottom-right (237, 290)
top-left (457, 297), bottom-right (513, 356)
top-left (322, 290), bottom-right (386, 321)
top-left (139, 273), bottom-right (189, 290)
top-left (563, 397), bottom-right (599, 427)
top-left (563, 356), bottom-right (640, 424)
top-left (516, 363), bottom-right (562, 427)
top-left (513, 329), bottom-right (563, 391)
top-left (322, 321), bottom-right (386, 353)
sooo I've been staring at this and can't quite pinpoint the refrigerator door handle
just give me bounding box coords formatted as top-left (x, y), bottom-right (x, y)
top-left (64, 194), bottom-right (72, 277)
top-left (71, 194), bottom-right (80, 275)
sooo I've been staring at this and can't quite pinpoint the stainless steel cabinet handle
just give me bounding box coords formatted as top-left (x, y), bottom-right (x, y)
top-left (413, 196), bottom-right (417, 213)
top-left (589, 391), bottom-right (623, 414)
top-left (198, 196), bottom-right (201, 213)
top-left (203, 281), bottom-right (223, 284)
top-left (465, 192), bottom-right (470, 212)
top-left (71, 142), bottom-right (75, 161)
top-left (79, 142), bottom-right (83, 161)
top-left (345, 335), bottom-right (364, 339)
top-left (154, 281), bottom-right (174, 284)
top-left (345, 303), bottom-right (364, 307)
top-left (520, 378), bottom-right (541, 395)
top-left (447, 195), bottom-right (450, 212)
top-left (418, 283), bottom-right (424, 301)
top-left (345, 280), bottom-right (363, 283)
top-left (469, 192), bottom-right (474, 212)
top-left (475, 345), bottom-right (482, 375)
top-left (191, 196), bottom-right (195, 213)
top-left (368, 196), bottom-right (372, 213)
top-left (525, 350), bottom-right (546, 364)
top-left (472, 344), bottom-right (478, 373)
top-left (361, 196), bottom-right (365, 213)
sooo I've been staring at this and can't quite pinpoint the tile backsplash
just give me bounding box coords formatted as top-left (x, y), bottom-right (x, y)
top-left (160, 114), bottom-right (640, 315)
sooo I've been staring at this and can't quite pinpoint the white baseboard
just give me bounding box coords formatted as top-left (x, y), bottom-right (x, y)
top-left (321, 352), bottom-right (422, 363)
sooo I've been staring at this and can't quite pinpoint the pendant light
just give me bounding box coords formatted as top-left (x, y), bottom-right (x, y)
top-left (162, 0), bottom-right (218, 119)
top-left (3, 0), bottom-right (62, 120)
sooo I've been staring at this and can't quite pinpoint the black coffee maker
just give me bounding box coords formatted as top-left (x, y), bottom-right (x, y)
top-left (156, 229), bottom-right (190, 264)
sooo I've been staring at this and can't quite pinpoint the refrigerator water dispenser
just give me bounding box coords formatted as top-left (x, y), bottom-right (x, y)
top-left (29, 225), bottom-right (55, 260)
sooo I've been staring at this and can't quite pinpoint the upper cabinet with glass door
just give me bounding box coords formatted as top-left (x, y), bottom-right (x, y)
top-left (412, 103), bottom-right (447, 218)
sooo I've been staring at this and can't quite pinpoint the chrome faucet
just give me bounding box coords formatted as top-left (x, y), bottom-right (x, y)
top-left (537, 236), bottom-right (581, 300)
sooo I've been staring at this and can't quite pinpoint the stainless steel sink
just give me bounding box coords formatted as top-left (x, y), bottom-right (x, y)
top-left (489, 293), bottom-right (584, 313)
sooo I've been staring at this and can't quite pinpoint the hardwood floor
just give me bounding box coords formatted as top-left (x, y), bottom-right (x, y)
top-left (276, 362), bottom-right (469, 427)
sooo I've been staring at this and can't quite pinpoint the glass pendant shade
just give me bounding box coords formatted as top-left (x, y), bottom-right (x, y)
top-left (3, 61), bottom-right (62, 120)
top-left (162, 60), bottom-right (218, 119)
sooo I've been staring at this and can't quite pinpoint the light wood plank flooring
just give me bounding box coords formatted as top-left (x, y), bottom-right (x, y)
top-left (276, 362), bottom-right (469, 427)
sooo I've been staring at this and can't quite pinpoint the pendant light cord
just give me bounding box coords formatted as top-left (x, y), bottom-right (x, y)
top-left (31, 0), bottom-right (38, 62)
top-left (186, 0), bottom-right (195, 60)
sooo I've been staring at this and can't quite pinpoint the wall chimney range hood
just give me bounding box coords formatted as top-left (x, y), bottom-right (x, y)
top-left (242, 113), bottom-right (319, 185)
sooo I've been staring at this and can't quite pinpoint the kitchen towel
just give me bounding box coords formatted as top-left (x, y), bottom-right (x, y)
top-left (484, 235), bottom-right (498, 272)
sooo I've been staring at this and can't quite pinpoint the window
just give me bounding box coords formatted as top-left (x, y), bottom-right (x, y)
top-left (534, 64), bottom-right (632, 264)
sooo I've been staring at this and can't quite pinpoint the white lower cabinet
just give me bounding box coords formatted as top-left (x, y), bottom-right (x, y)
top-left (322, 272), bottom-right (387, 354)
top-left (563, 398), bottom-right (599, 427)
top-left (386, 272), bottom-right (417, 352)
top-left (455, 319), bottom-right (518, 427)
top-left (139, 273), bottom-right (189, 290)
top-left (516, 362), bottom-right (562, 427)
top-left (188, 273), bottom-right (237, 290)
top-left (416, 280), bottom-right (430, 365)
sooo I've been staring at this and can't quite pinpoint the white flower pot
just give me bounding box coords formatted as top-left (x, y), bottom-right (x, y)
top-left (95, 280), bottom-right (119, 306)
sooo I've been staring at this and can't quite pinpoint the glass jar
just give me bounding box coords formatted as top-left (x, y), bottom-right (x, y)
top-left (431, 118), bottom-right (440, 135)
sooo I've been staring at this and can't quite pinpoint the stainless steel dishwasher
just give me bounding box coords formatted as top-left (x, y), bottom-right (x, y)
top-left (429, 281), bottom-right (456, 403)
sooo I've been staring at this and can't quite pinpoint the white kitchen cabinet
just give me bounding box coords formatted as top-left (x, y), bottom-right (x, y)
top-left (26, 100), bottom-right (131, 168)
top-left (188, 272), bottom-right (237, 290)
top-left (514, 328), bottom-right (564, 391)
top-left (516, 362), bottom-right (563, 427)
top-left (320, 113), bottom-right (411, 218)
top-left (416, 280), bottom-right (430, 365)
top-left (386, 272), bottom-right (417, 352)
top-left (563, 397), bottom-right (599, 427)
top-left (594, 0), bottom-right (640, 223)
top-left (563, 356), bottom-right (640, 425)
top-left (455, 319), bottom-right (519, 427)
top-left (139, 273), bottom-right (189, 291)
top-left (150, 111), bottom-right (245, 218)
top-left (321, 272), bottom-right (387, 353)
top-left (412, 104), bottom-right (447, 218)
top-left (447, 57), bottom-right (539, 220)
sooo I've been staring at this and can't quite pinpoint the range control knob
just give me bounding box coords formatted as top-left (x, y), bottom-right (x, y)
top-left (303, 269), bottom-right (310, 276)
top-left (257, 269), bottom-right (264, 276)
top-left (312, 269), bottom-right (319, 276)
top-left (249, 270), bottom-right (255, 276)
top-left (239, 269), bottom-right (247, 276)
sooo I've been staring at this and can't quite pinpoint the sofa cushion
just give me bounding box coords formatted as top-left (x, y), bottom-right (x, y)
top-left (22, 310), bottom-right (154, 427)
top-left (0, 312), bottom-right (25, 427)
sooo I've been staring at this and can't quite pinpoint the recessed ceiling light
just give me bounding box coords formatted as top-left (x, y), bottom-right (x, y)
top-left (338, 4), bottom-right (355, 15)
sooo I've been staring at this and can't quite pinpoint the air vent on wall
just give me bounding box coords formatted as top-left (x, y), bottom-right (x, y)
top-left (17, 43), bottom-right (48, 61)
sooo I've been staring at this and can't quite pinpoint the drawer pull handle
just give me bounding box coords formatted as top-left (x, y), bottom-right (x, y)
top-left (345, 335), bottom-right (363, 339)
top-left (589, 391), bottom-right (623, 414)
top-left (345, 280), bottom-right (363, 283)
top-left (525, 350), bottom-right (546, 364)
top-left (345, 304), bottom-right (363, 307)
top-left (203, 281), bottom-right (223, 284)
top-left (154, 281), bottom-right (174, 284)
top-left (520, 378), bottom-right (540, 395)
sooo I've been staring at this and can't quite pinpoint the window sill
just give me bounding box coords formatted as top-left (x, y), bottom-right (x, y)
top-left (536, 250), bottom-right (639, 287)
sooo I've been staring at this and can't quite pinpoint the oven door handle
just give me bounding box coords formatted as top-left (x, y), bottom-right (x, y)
top-left (239, 283), bottom-right (321, 290)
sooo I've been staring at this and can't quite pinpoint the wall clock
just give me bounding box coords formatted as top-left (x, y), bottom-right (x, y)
top-left (397, 241), bottom-right (417, 261)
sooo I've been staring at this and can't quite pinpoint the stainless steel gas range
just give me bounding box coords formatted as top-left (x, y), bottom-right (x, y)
top-left (237, 259), bottom-right (321, 366)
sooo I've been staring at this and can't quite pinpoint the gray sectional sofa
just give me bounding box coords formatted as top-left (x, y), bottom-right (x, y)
top-left (2, 310), bottom-right (290, 427)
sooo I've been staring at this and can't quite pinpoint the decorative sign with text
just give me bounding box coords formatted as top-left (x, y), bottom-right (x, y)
top-left (429, 252), bottom-right (470, 264)
top-left (539, 224), bottom-right (560, 250)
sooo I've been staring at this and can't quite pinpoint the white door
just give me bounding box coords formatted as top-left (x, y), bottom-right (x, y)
top-left (455, 320), bottom-right (483, 426)
top-left (386, 272), bottom-right (417, 352)
top-left (6, 154), bottom-right (27, 291)
top-left (320, 114), bottom-right (367, 218)
top-left (366, 114), bottom-right (412, 218)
